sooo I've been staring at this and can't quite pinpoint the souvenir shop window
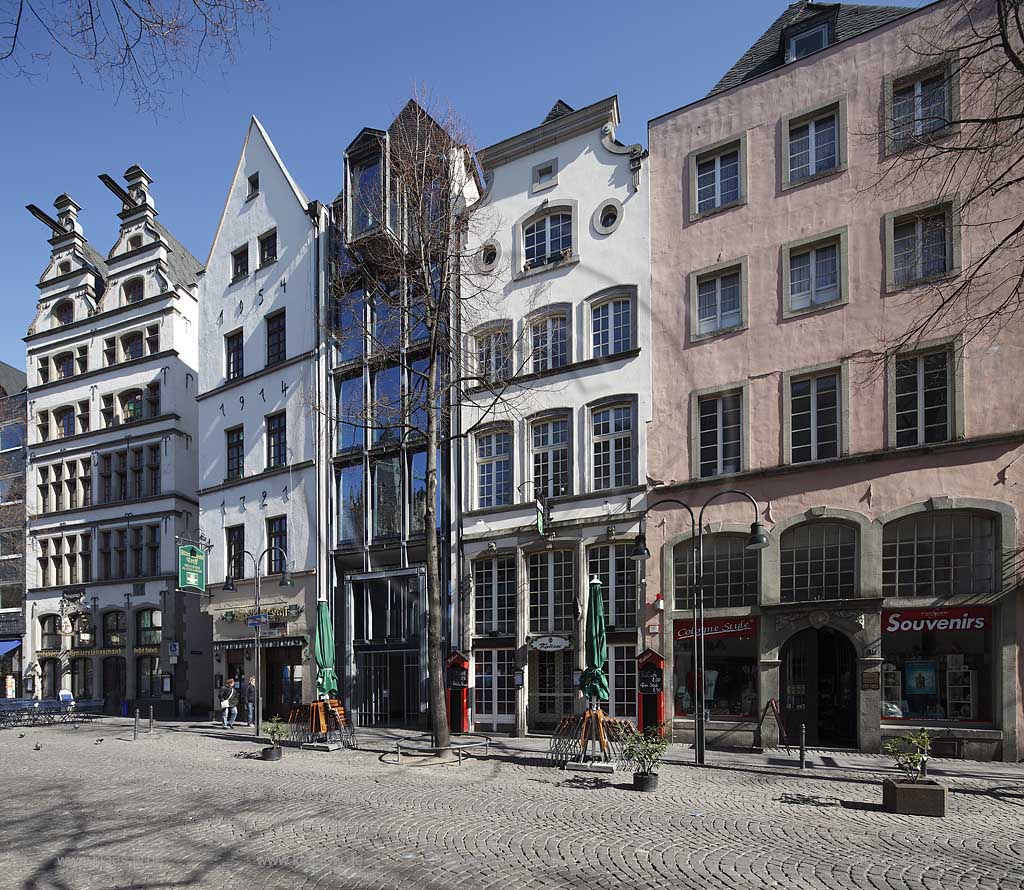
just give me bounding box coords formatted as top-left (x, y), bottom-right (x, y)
top-left (880, 607), bottom-right (991, 723)
top-left (673, 618), bottom-right (758, 719)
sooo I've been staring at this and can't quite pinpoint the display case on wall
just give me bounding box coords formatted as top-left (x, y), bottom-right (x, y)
top-left (946, 667), bottom-right (977, 721)
top-left (881, 665), bottom-right (902, 717)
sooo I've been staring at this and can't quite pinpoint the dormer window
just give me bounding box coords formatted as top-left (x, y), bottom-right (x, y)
top-left (58, 262), bottom-right (71, 275)
top-left (123, 277), bottom-right (144, 304)
top-left (787, 23), bottom-right (829, 61)
top-left (53, 300), bottom-right (74, 327)
top-left (247, 172), bottom-right (259, 198)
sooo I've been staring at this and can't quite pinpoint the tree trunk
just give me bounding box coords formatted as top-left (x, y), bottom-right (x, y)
top-left (424, 369), bottom-right (451, 750)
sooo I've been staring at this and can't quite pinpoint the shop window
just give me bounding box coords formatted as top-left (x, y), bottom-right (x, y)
top-left (607, 644), bottom-right (637, 719)
top-left (136, 608), bottom-right (162, 646)
top-left (528, 550), bottom-right (574, 633)
top-left (71, 657), bottom-right (93, 700)
top-left (882, 511), bottom-right (995, 597)
top-left (881, 607), bottom-right (991, 723)
top-left (474, 649), bottom-right (516, 720)
top-left (588, 545), bottom-right (637, 628)
top-left (40, 658), bottom-right (61, 699)
top-left (673, 618), bottom-right (758, 719)
top-left (102, 610), bottom-right (127, 647)
top-left (474, 556), bottom-right (516, 635)
top-left (674, 534), bottom-right (758, 609)
top-left (780, 522), bottom-right (856, 602)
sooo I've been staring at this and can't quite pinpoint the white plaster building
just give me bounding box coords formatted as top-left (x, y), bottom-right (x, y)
top-left (458, 98), bottom-right (651, 734)
top-left (197, 118), bottom-right (329, 720)
top-left (23, 169), bottom-right (210, 717)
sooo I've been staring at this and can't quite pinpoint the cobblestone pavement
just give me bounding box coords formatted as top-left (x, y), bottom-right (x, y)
top-left (3, 720), bottom-right (1024, 890)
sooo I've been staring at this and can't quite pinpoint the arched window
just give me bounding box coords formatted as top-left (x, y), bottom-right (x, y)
top-left (102, 610), bottom-right (127, 648)
top-left (119, 390), bottom-right (143, 424)
top-left (123, 277), bottom-right (144, 304)
top-left (71, 658), bottom-right (93, 699)
top-left (476, 427), bottom-right (512, 509)
top-left (523, 211), bottom-right (572, 270)
top-left (136, 608), bottom-right (162, 646)
top-left (70, 613), bottom-right (94, 650)
top-left (780, 522), bottom-right (856, 602)
top-left (674, 534), bottom-right (758, 609)
top-left (882, 511), bottom-right (996, 597)
top-left (529, 311), bottom-right (569, 372)
top-left (137, 655), bottom-right (161, 697)
top-left (40, 658), bottom-right (61, 699)
top-left (53, 300), bottom-right (74, 326)
top-left (474, 323), bottom-right (512, 384)
top-left (39, 614), bottom-right (61, 650)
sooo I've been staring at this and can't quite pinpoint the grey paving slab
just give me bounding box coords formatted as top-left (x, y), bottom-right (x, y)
top-left (2, 718), bottom-right (1023, 890)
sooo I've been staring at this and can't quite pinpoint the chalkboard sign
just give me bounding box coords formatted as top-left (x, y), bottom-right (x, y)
top-left (448, 666), bottom-right (469, 689)
top-left (638, 664), bottom-right (663, 695)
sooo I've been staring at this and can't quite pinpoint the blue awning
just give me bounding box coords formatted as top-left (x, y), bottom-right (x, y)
top-left (0, 640), bottom-right (20, 657)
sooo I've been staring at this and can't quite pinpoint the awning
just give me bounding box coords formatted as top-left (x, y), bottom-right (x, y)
top-left (0, 640), bottom-right (21, 658)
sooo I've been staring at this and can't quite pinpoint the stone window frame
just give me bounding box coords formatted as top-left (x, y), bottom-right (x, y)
top-left (782, 359), bottom-right (850, 465)
top-left (686, 131), bottom-right (748, 223)
top-left (468, 318), bottom-right (515, 385)
top-left (781, 95), bottom-right (848, 190)
top-left (688, 256), bottom-right (749, 343)
top-left (512, 199), bottom-right (580, 282)
top-left (524, 302), bottom-right (573, 373)
top-left (688, 379), bottom-right (749, 481)
top-left (586, 393), bottom-right (639, 494)
top-left (884, 334), bottom-right (965, 450)
top-left (591, 197), bottom-right (623, 236)
top-left (781, 226), bottom-right (849, 319)
top-left (883, 196), bottom-right (962, 294)
top-left (667, 522), bottom-right (762, 611)
top-left (586, 285), bottom-right (638, 360)
top-left (526, 407), bottom-right (574, 500)
top-left (531, 157), bottom-right (559, 194)
top-left (475, 239), bottom-right (501, 274)
top-left (883, 53), bottom-right (961, 156)
top-left (473, 421), bottom-right (515, 511)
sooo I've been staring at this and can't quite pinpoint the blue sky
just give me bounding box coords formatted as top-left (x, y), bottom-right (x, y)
top-left (0, 0), bottom-right (919, 371)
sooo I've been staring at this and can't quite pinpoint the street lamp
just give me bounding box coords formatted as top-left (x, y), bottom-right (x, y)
top-left (630, 489), bottom-right (767, 765)
top-left (222, 546), bottom-right (293, 738)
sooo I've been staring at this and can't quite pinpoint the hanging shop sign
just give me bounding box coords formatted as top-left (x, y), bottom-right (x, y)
top-left (529, 635), bottom-right (571, 652)
top-left (674, 617), bottom-right (757, 641)
top-left (178, 544), bottom-right (206, 592)
top-left (882, 607), bottom-right (990, 634)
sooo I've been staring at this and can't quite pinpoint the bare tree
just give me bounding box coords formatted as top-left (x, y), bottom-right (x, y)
top-left (327, 95), bottom-right (545, 751)
top-left (863, 0), bottom-right (1024, 361)
top-left (0, 0), bottom-right (268, 111)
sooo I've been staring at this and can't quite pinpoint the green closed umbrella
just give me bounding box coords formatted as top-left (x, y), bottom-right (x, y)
top-left (579, 575), bottom-right (609, 703)
top-left (314, 595), bottom-right (339, 698)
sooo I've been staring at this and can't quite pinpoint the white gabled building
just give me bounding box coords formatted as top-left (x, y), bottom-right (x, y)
top-left (23, 168), bottom-right (210, 717)
top-left (458, 98), bottom-right (651, 734)
top-left (197, 118), bottom-right (329, 721)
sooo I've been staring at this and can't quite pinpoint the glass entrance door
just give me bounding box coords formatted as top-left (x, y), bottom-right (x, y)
top-left (473, 649), bottom-right (515, 731)
top-left (781, 627), bottom-right (856, 747)
top-left (528, 649), bottom-right (575, 731)
top-left (354, 649), bottom-right (420, 726)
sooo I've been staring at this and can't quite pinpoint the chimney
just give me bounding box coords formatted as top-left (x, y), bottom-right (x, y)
top-left (124, 165), bottom-right (155, 211)
top-left (53, 194), bottom-right (83, 236)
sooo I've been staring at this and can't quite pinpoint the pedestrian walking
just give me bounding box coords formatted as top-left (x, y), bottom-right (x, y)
top-left (218, 677), bottom-right (238, 729)
top-left (242, 675), bottom-right (257, 726)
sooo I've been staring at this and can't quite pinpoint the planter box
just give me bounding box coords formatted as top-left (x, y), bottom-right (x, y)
top-left (882, 779), bottom-right (946, 817)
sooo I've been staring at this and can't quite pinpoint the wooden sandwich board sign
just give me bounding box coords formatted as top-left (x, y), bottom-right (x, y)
top-left (753, 697), bottom-right (790, 753)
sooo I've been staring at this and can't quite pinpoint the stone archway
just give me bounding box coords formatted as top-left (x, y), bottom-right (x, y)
top-left (780, 626), bottom-right (858, 747)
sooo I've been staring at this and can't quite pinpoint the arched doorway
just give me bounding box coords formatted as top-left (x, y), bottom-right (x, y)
top-left (780, 627), bottom-right (857, 747)
top-left (102, 656), bottom-right (126, 713)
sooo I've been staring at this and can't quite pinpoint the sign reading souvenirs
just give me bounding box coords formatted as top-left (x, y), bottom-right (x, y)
top-left (178, 544), bottom-right (206, 591)
top-left (674, 617), bottom-right (757, 641)
top-left (529, 635), bottom-right (571, 652)
top-left (882, 607), bottom-right (990, 634)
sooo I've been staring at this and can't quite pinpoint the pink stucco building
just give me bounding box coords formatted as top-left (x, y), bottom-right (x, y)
top-left (646, 0), bottom-right (1024, 760)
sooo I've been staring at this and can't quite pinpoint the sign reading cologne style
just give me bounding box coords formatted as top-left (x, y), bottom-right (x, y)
top-left (178, 545), bottom-right (206, 591)
top-left (674, 617), bottom-right (757, 641)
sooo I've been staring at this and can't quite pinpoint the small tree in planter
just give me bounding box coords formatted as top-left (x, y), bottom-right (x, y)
top-left (623, 724), bottom-right (670, 792)
top-left (262, 716), bottom-right (287, 762)
top-left (882, 730), bottom-right (946, 817)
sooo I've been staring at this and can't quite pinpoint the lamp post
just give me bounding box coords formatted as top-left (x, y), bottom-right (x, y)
top-left (222, 546), bottom-right (293, 738)
top-left (630, 489), bottom-right (768, 765)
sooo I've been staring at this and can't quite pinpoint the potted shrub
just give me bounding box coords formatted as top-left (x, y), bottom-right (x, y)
top-left (623, 723), bottom-right (669, 792)
top-left (261, 716), bottom-right (287, 761)
top-left (882, 730), bottom-right (946, 817)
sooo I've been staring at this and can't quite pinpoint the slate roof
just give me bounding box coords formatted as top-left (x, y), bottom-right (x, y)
top-left (0, 361), bottom-right (27, 398)
top-left (153, 220), bottom-right (203, 285)
top-left (708, 1), bottom-right (915, 96)
top-left (81, 243), bottom-right (111, 278)
top-left (543, 100), bottom-right (575, 124)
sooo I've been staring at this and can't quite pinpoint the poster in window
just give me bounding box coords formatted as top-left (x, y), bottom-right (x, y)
top-left (904, 660), bottom-right (937, 695)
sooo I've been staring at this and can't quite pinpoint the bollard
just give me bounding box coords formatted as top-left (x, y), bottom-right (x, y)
top-left (395, 742), bottom-right (401, 765)
top-left (148, 705), bottom-right (154, 734)
top-left (134, 708), bottom-right (139, 741)
top-left (799, 723), bottom-right (806, 769)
